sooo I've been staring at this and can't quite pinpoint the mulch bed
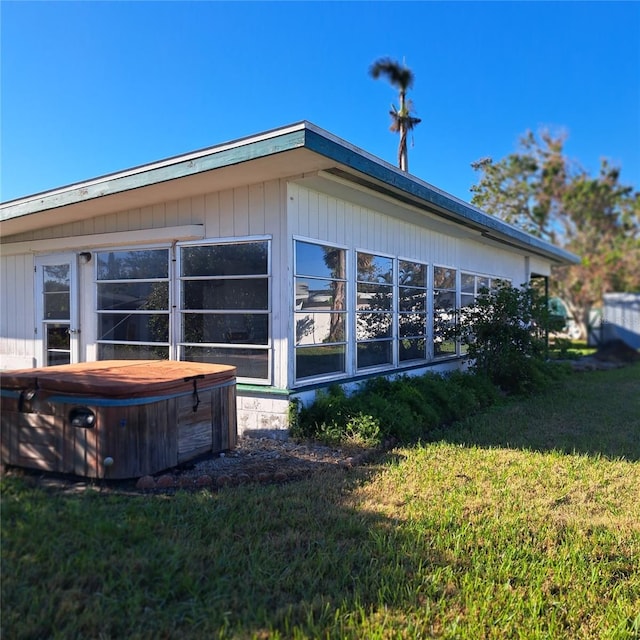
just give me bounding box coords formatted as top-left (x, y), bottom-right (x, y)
top-left (2, 436), bottom-right (389, 496)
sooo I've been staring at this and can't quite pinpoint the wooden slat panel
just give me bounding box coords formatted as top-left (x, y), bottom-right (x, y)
top-left (72, 425), bottom-right (88, 477)
top-left (16, 412), bottom-right (62, 470)
top-left (160, 397), bottom-right (178, 471)
top-left (17, 425), bottom-right (57, 447)
top-left (227, 385), bottom-right (238, 450)
top-left (178, 392), bottom-right (213, 462)
top-left (210, 389), bottom-right (223, 453)
top-left (83, 410), bottom-right (100, 479)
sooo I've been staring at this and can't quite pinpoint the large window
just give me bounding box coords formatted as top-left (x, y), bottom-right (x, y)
top-left (293, 244), bottom-right (432, 382)
top-left (294, 241), bottom-right (347, 380)
top-left (433, 266), bottom-right (457, 358)
top-left (96, 248), bottom-right (170, 360)
top-left (399, 260), bottom-right (428, 362)
top-left (356, 252), bottom-right (393, 369)
top-left (179, 241), bottom-right (270, 381)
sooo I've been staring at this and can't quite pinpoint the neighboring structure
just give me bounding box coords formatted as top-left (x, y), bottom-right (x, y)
top-left (0, 122), bottom-right (579, 435)
top-left (601, 293), bottom-right (640, 349)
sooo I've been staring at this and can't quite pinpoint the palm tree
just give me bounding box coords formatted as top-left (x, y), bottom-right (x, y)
top-left (369, 57), bottom-right (421, 172)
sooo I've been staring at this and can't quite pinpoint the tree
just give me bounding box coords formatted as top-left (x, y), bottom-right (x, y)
top-left (470, 130), bottom-right (640, 339)
top-left (369, 57), bottom-right (421, 172)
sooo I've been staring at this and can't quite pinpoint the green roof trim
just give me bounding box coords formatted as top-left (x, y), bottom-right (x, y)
top-left (301, 126), bottom-right (579, 265)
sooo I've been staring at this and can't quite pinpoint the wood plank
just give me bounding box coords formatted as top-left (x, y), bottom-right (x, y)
top-left (178, 391), bottom-right (214, 461)
top-left (210, 389), bottom-right (222, 452)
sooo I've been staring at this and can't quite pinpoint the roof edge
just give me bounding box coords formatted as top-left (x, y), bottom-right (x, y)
top-left (1, 121), bottom-right (579, 266)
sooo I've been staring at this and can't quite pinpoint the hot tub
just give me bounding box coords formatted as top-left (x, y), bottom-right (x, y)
top-left (0, 360), bottom-right (237, 479)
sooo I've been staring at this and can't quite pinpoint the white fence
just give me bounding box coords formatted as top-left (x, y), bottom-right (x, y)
top-left (601, 293), bottom-right (640, 349)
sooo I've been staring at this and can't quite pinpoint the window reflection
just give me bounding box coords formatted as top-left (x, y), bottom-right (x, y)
top-left (357, 253), bottom-right (393, 283)
top-left (434, 266), bottom-right (457, 358)
top-left (294, 241), bottom-right (347, 380)
top-left (295, 241), bottom-right (345, 279)
top-left (399, 261), bottom-right (426, 287)
top-left (356, 313), bottom-right (392, 340)
top-left (184, 314), bottom-right (268, 345)
top-left (96, 248), bottom-right (171, 360)
top-left (295, 278), bottom-right (344, 311)
top-left (182, 279), bottom-right (268, 310)
top-left (183, 346), bottom-right (269, 379)
top-left (434, 266), bottom-right (456, 289)
top-left (357, 341), bottom-right (392, 369)
top-left (98, 282), bottom-right (168, 311)
top-left (98, 313), bottom-right (169, 343)
top-left (179, 241), bottom-right (271, 382)
top-left (296, 313), bottom-right (345, 345)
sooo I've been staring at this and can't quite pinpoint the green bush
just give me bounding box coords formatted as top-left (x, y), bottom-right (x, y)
top-left (292, 370), bottom-right (503, 446)
top-left (291, 284), bottom-right (569, 446)
top-left (452, 283), bottom-right (561, 395)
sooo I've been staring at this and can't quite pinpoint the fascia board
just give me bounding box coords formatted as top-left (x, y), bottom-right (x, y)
top-left (1, 124), bottom-right (309, 221)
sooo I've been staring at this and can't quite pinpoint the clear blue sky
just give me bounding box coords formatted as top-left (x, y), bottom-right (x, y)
top-left (1, 1), bottom-right (639, 204)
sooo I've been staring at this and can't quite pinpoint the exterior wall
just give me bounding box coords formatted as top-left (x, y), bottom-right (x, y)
top-left (0, 176), bottom-right (554, 439)
top-left (0, 179), bottom-right (292, 437)
top-left (0, 253), bottom-right (37, 369)
top-left (287, 183), bottom-right (527, 286)
top-left (237, 392), bottom-right (291, 438)
top-left (281, 182), bottom-right (532, 426)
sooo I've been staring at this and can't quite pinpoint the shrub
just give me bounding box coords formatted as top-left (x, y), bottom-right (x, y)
top-left (292, 371), bottom-right (503, 446)
top-left (452, 283), bottom-right (560, 395)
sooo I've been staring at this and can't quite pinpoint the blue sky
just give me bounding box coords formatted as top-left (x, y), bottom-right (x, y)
top-left (1, 1), bottom-right (639, 204)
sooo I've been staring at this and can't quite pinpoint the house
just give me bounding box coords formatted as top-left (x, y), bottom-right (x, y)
top-left (0, 122), bottom-right (579, 435)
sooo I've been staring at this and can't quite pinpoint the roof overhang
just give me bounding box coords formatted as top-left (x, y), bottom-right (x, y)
top-left (0, 121), bottom-right (579, 265)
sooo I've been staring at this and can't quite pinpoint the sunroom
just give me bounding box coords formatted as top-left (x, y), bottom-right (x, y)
top-left (0, 122), bottom-right (578, 434)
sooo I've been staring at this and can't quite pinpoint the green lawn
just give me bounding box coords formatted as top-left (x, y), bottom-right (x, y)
top-left (2, 364), bottom-right (639, 639)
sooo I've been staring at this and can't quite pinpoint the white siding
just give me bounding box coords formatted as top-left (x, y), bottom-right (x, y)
top-left (1, 176), bottom-right (556, 433)
top-left (0, 180), bottom-right (289, 377)
top-left (0, 253), bottom-right (36, 369)
top-left (287, 183), bottom-right (529, 285)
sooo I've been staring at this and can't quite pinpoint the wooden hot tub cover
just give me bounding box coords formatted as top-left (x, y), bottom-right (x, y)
top-left (0, 360), bottom-right (236, 399)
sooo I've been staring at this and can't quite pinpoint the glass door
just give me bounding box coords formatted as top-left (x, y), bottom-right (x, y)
top-left (36, 254), bottom-right (79, 366)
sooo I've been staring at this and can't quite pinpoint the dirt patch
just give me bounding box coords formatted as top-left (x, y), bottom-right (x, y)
top-left (3, 436), bottom-right (391, 496)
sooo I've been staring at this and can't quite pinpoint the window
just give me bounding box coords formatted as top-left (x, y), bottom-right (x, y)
top-left (398, 260), bottom-right (428, 362)
top-left (461, 273), bottom-right (490, 309)
top-left (433, 266), bottom-right (457, 357)
top-left (356, 252), bottom-right (393, 369)
top-left (461, 273), bottom-right (511, 308)
top-left (96, 248), bottom-right (170, 360)
top-left (179, 241), bottom-right (270, 382)
top-left (294, 240), bottom-right (347, 380)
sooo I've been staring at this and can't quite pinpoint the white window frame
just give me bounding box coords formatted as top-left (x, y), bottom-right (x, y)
top-left (177, 236), bottom-right (272, 385)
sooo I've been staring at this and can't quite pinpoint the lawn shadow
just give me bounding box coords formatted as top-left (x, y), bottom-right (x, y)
top-left (1, 460), bottom-right (447, 639)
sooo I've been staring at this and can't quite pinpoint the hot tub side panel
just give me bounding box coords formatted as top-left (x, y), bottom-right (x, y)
top-left (1, 381), bottom-right (237, 479)
top-left (1, 392), bottom-right (102, 477)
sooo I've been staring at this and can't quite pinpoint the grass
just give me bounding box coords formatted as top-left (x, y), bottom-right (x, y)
top-left (2, 364), bottom-right (640, 639)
